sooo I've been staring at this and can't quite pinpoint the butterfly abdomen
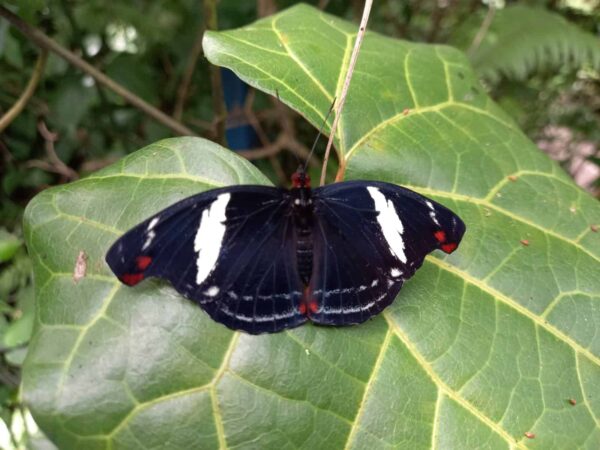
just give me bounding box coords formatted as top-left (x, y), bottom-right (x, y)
top-left (296, 225), bottom-right (313, 285)
top-left (291, 184), bottom-right (314, 285)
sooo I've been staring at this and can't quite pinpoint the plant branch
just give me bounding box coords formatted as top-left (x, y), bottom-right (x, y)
top-left (173, 25), bottom-right (205, 121)
top-left (318, 0), bottom-right (331, 10)
top-left (27, 120), bottom-right (79, 181)
top-left (468, 3), bottom-right (496, 57)
top-left (239, 134), bottom-right (287, 160)
top-left (320, 0), bottom-right (373, 186)
top-left (0, 5), bottom-right (195, 136)
top-left (0, 50), bottom-right (47, 133)
top-left (203, 0), bottom-right (226, 144)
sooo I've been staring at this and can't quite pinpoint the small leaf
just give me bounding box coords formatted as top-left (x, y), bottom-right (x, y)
top-left (0, 228), bottom-right (22, 263)
top-left (2, 285), bottom-right (34, 348)
top-left (5, 347), bottom-right (28, 366)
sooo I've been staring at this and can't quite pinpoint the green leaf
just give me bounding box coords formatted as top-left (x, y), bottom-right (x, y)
top-left (0, 228), bottom-right (22, 263)
top-left (2, 285), bottom-right (34, 349)
top-left (24, 5), bottom-right (600, 449)
top-left (450, 5), bottom-right (600, 82)
top-left (5, 346), bottom-right (28, 366)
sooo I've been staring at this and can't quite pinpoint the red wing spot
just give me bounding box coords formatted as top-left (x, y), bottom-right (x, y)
top-left (520, 239), bottom-right (530, 246)
top-left (121, 273), bottom-right (144, 286)
top-left (309, 301), bottom-right (319, 314)
top-left (402, 108), bottom-right (410, 116)
top-left (299, 303), bottom-right (307, 315)
top-left (136, 256), bottom-right (152, 270)
top-left (524, 432), bottom-right (535, 439)
top-left (441, 242), bottom-right (457, 253)
top-left (568, 398), bottom-right (577, 406)
top-left (434, 230), bottom-right (447, 243)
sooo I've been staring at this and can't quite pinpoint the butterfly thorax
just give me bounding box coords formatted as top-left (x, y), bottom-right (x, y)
top-left (291, 171), bottom-right (313, 285)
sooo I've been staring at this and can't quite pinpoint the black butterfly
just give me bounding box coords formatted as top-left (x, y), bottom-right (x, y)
top-left (105, 168), bottom-right (465, 334)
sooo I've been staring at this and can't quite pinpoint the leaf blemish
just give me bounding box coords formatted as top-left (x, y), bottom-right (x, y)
top-left (73, 250), bottom-right (88, 283)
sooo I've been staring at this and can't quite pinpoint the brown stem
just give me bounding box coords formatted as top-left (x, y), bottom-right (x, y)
top-left (203, 0), bottom-right (226, 144)
top-left (0, 6), bottom-right (195, 136)
top-left (238, 134), bottom-right (287, 159)
top-left (257, 0), bottom-right (278, 17)
top-left (317, 0), bottom-right (331, 10)
top-left (468, 4), bottom-right (496, 57)
top-left (0, 50), bottom-right (47, 133)
top-left (34, 120), bottom-right (79, 180)
top-left (185, 117), bottom-right (214, 130)
top-left (173, 25), bottom-right (205, 121)
top-left (243, 89), bottom-right (271, 147)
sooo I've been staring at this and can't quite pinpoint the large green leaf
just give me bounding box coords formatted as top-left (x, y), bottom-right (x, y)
top-left (23, 4), bottom-right (600, 449)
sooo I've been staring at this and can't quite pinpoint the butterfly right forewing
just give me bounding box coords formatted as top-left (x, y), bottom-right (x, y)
top-left (307, 181), bottom-right (465, 326)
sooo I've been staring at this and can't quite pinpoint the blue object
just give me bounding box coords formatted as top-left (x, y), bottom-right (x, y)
top-left (221, 68), bottom-right (260, 150)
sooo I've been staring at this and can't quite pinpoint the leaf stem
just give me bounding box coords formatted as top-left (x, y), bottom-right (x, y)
top-left (0, 5), bottom-right (196, 137)
top-left (320, 0), bottom-right (373, 186)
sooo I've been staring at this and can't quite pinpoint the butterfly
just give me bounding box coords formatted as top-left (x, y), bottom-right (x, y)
top-left (105, 167), bottom-right (465, 334)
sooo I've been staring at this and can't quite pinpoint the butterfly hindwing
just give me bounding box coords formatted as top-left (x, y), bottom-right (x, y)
top-left (105, 186), bottom-right (306, 334)
top-left (308, 181), bottom-right (465, 325)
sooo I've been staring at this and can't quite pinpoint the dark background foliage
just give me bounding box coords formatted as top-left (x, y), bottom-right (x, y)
top-left (0, 0), bottom-right (598, 446)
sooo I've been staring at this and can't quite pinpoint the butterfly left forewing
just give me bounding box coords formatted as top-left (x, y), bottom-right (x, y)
top-left (193, 190), bottom-right (306, 333)
top-left (106, 185), bottom-right (306, 334)
top-left (308, 181), bottom-right (465, 326)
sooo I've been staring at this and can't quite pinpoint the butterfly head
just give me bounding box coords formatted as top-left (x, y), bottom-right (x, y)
top-left (292, 168), bottom-right (310, 189)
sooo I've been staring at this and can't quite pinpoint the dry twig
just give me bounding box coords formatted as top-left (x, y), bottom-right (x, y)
top-left (203, 0), bottom-right (227, 144)
top-left (0, 50), bottom-right (47, 133)
top-left (468, 3), bottom-right (496, 56)
top-left (26, 121), bottom-right (79, 180)
top-left (173, 25), bottom-right (205, 121)
top-left (321, 0), bottom-right (373, 186)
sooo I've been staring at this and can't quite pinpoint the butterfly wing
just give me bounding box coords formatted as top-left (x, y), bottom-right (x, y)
top-left (308, 180), bottom-right (465, 326)
top-left (105, 186), bottom-right (306, 334)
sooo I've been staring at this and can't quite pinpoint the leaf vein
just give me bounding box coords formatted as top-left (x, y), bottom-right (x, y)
top-left (427, 257), bottom-right (600, 366)
top-left (384, 314), bottom-right (524, 448)
top-left (343, 328), bottom-right (392, 449)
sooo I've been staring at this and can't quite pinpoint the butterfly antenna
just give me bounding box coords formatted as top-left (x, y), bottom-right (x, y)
top-left (274, 89), bottom-right (303, 167)
top-left (303, 98), bottom-right (336, 172)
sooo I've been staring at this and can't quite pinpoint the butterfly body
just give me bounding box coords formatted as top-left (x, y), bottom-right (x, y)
top-left (290, 171), bottom-right (314, 285)
top-left (106, 169), bottom-right (465, 334)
